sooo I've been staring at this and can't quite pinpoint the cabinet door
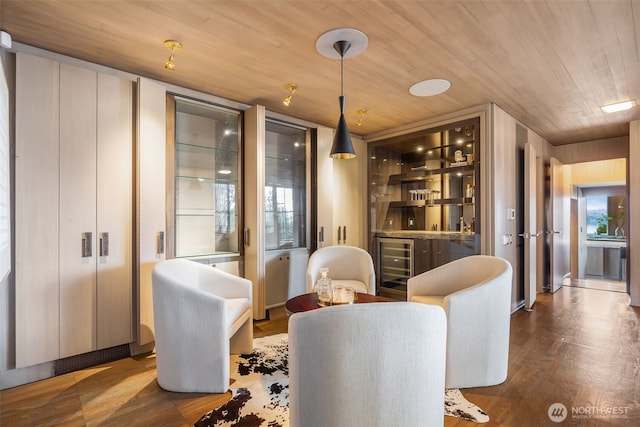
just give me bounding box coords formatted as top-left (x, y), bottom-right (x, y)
top-left (96, 73), bottom-right (133, 349)
top-left (265, 251), bottom-right (290, 308)
top-left (15, 53), bottom-right (61, 367)
top-left (136, 77), bottom-right (166, 345)
top-left (333, 136), bottom-right (366, 247)
top-left (59, 63), bottom-right (97, 358)
top-left (315, 126), bottom-right (335, 247)
top-left (414, 239), bottom-right (433, 275)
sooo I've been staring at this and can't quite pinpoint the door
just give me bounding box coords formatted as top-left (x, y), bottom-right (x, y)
top-left (549, 157), bottom-right (568, 292)
top-left (523, 143), bottom-right (537, 309)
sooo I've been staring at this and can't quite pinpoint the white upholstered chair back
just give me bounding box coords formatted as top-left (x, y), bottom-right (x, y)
top-left (407, 255), bottom-right (513, 389)
top-left (305, 245), bottom-right (375, 295)
top-left (152, 258), bottom-right (253, 393)
top-left (289, 302), bottom-right (447, 427)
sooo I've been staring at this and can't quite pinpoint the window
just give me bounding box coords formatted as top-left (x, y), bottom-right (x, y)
top-left (585, 191), bottom-right (626, 240)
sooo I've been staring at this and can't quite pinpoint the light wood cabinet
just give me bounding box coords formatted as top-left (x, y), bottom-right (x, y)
top-left (15, 53), bottom-right (60, 368)
top-left (96, 73), bottom-right (133, 349)
top-left (15, 53), bottom-right (133, 367)
top-left (135, 77), bottom-right (166, 346)
top-left (58, 62), bottom-right (98, 358)
top-left (332, 136), bottom-right (366, 247)
top-left (316, 129), bottom-right (367, 248)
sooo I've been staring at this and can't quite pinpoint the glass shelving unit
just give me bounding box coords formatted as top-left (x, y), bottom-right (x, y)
top-left (174, 98), bottom-right (240, 258)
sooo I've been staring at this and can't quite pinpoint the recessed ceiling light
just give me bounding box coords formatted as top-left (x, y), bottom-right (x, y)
top-left (409, 79), bottom-right (451, 97)
top-left (600, 100), bottom-right (635, 113)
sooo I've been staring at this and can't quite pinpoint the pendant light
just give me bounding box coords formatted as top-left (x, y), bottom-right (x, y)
top-left (316, 28), bottom-right (368, 159)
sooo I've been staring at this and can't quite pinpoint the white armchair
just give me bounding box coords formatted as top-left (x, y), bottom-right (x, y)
top-left (305, 245), bottom-right (375, 295)
top-left (407, 255), bottom-right (513, 389)
top-left (152, 258), bottom-right (253, 393)
top-left (289, 302), bottom-right (447, 427)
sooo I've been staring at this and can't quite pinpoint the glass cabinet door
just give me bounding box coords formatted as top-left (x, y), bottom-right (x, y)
top-left (174, 98), bottom-right (241, 257)
top-left (265, 119), bottom-right (307, 250)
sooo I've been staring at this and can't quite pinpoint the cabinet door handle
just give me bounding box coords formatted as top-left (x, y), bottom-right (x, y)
top-left (343, 226), bottom-right (347, 244)
top-left (337, 226), bottom-right (341, 244)
top-left (81, 232), bottom-right (92, 258)
top-left (244, 228), bottom-right (250, 246)
top-left (319, 227), bottom-right (324, 245)
top-left (99, 232), bottom-right (109, 256)
top-left (157, 231), bottom-right (165, 255)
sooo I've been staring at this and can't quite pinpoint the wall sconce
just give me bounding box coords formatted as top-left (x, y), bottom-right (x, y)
top-left (164, 39), bottom-right (182, 71)
top-left (283, 83), bottom-right (297, 106)
top-left (355, 108), bottom-right (367, 128)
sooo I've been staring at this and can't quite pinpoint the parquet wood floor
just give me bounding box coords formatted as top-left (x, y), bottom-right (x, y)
top-left (1, 287), bottom-right (639, 426)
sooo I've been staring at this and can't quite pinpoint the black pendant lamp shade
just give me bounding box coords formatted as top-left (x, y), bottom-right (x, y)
top-left (331, 39), bottom-right (355, 159)
top-left (331, 95), bottom-right (355, 159)
top-left (316, 28), bottom-right (368, 160)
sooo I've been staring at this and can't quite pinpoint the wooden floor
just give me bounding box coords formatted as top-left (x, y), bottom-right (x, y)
top-left (1, 287), bottom-right (639, 426)
top-left (565, 277), bottom-right (628, 293)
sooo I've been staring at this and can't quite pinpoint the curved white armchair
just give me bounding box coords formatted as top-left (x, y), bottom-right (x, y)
top-left (289, 302), bottom-right (447, 427)
top-left (305, 246), bottom-right (375, 295)
top-left (407, 255), bottom-right (513, 389)
top-left (152, 259), bottom-right (253, 393)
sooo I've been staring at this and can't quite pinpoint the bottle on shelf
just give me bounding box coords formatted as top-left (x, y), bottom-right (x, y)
top-left (313, 267), bottom-right (333, 306)
top-left (465, 184), bottom-right (474, 198)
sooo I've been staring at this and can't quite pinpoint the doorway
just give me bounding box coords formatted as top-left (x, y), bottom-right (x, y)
top-left (566, 159), bottom-right (628, 294)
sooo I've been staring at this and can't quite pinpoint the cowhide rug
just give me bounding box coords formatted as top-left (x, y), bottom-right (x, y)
top-left (195, 334), bottom-right (489, 426)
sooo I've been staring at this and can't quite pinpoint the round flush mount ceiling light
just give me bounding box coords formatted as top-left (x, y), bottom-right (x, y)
top-left (409, 78), bottom-right (451, 97)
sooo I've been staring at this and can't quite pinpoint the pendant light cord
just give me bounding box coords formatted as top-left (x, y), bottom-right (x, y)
top-left (340, 54), bottom-right (344, 98)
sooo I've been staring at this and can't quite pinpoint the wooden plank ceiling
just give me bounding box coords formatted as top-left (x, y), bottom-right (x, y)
top-left (1, 0), bottom-right (639, 145)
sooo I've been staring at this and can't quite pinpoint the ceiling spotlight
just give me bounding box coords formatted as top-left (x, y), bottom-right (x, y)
top-left (600, 100), bottom-right (635, 113)
top-left (355, 108), bottom-right (367, 128)
top-left (164, 39), bottom-right (182, 71)
top-left (283, 83), bottom-right (297, 106)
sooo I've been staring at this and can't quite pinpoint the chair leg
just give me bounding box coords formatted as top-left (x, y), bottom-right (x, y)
top-left (230, 319), bottom-right (254, 354)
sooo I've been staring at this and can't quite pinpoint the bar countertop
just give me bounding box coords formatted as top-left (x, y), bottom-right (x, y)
top-left (375, 230), bottom-right (477, 241)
